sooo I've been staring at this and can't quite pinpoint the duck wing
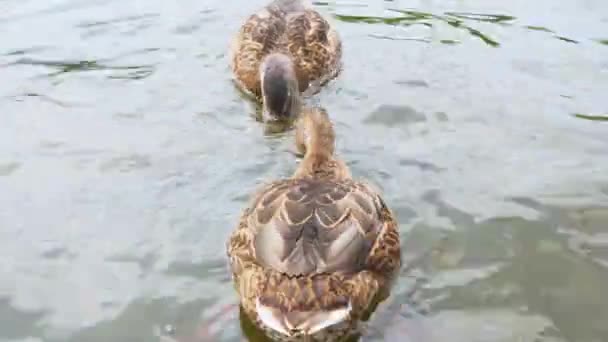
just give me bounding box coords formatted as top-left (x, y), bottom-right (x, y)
top-left (247, 178), bottom-right (385, 276)
top-left (285, 8), bottom-right (342, 94)
top-left (227, 177), bottom-right (401, 336)
top-left (231, 0), bottom-right (341, 97)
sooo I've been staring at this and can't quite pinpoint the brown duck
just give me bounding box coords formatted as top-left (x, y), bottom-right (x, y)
top-left (226, 107), bottom-right (402, 341)
top-left (230, 0), bottom-right (342, 121)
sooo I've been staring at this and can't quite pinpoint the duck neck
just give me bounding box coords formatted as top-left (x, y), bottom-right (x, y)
top-left (294, 109), bottom-right (342, 179)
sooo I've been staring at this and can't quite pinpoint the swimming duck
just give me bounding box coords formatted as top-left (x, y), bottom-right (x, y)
top-left (230, 0), bottom-right (342, 121)
top-left (227, 107), bottom-right (402, 341)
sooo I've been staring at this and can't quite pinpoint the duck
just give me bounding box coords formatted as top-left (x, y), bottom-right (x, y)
top-left (226, 107), bottom-right (402, 341)
top-left (230, 0), bottom-right (342, 122)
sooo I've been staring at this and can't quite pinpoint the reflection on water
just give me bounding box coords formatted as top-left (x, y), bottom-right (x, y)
top-left (0, 298), bottom-right (46, 341)
top-left (0, 162), bottom-right (21, 176)
top-left (1, 0), bottom-right (608, 341)
top-left (364, 104), bottom-right (427, 126)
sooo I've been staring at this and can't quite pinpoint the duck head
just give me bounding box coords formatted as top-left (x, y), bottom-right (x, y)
top-left (260, 53), bottom-right (301, 122)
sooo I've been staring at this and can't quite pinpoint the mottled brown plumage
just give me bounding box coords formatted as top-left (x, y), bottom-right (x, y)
top-left (230, 0), bottom-right (342, 120)
top-left (227, 108), bottom-right (401, 341)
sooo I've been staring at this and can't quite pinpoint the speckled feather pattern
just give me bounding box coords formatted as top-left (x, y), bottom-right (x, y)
top-left (227, 177), bottom-right (401, 339)
top-left (227, 108), bottom-right (401, 340)
top-left (230, 0), bottom-right (342, 99)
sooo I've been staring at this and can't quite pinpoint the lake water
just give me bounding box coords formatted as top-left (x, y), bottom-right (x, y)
top-left (1, 0), bottom-right (608, 341)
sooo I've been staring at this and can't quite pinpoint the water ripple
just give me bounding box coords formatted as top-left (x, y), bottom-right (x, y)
top-left (1, 0), bottom-right (608, 341)
top-left (11, 57), bottom-right (156, 79)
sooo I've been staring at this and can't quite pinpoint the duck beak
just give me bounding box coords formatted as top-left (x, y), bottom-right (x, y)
top-left (263, 106), bottom-right (291, 123)
top-left (262, 107), bottom-right (276, 122)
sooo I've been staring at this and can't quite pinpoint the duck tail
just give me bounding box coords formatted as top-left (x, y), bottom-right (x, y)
top-left (254, 274), bottom-right (354, 337)
top-left (256, 298), bottom-right (352, 336)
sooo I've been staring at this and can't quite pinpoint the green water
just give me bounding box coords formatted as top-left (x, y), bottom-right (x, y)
top-left (1, 0), bottom-right (608, 341)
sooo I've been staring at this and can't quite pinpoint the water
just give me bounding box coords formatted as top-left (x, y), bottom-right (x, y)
top-left (1, 0), bottom-right (607, 341)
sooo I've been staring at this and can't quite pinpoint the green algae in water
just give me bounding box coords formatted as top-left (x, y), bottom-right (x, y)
top-left (525, 25), bottom-right (555, 33)
top-left (596, 39), bottom-right (608, 45)
top-left (556, 36), bottom-right (579, 44)
top-left (573, 113), bottom-right (608, 121)
top-left (444, 12), bottom-right (516, 24)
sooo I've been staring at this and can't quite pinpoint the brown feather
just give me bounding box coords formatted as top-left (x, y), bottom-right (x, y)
top-left (227, 108), bottom-right (401, 340)
top-left (230, 0), bottom-right (341, 99)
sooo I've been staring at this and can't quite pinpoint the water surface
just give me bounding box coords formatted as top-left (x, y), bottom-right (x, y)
top-left (1, 0), bottom-right (608, 341)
